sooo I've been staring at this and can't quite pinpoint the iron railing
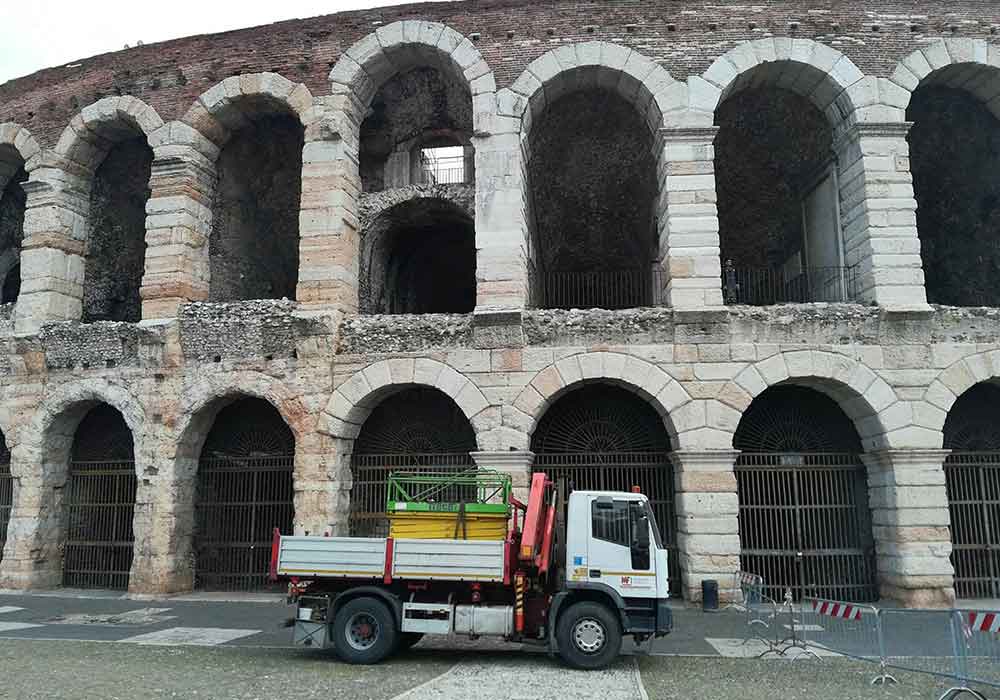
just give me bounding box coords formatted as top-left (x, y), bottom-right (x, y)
top-left (415, 155), bottom-right (467, 185)
top-left (945, 451), bottom-right (1000, 599)
top-left (723, 261), bottom-right (859, 305)
top-left (532, 452), bottom-right (680, 597)
top-left (735, 452), bottom-right (878, 603)
top-left (0, 459), bottom-right (12, 563)
top-left (348, 453), bottom-right (476, 537)
top-left (534, 267), bottom-right (659, 310)
top-left (194, 454), bottom-right (294, 591)
top-left (62, 459), bottom-right (137, 590)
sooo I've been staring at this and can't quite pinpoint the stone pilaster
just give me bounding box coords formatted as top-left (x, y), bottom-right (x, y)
top-left (14, 168), bottom-right (87, 335)
top-left (657, 127), bottom-right (724, 311)
top-left (671, 449), bottom-right (741, 602)
top-left (128, 468), bottom-right (194, 595)
top-left (140, 128), bottom-right (216, 320)
top-left (473, 132), bottom-right (528, 311)
top-left (296, 98), bottom-right (361, 313)
top-left (863, 449), bottom-right (955, 607)
top-left (835, 122), bottom-right (929, 311)
top-left (471, 450), bottom-right (534, 503)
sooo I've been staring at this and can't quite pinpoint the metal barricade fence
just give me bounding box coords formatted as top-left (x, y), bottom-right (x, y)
top-left (878, 607), bottom-right (959, 682)
top-left (940, 610), bottom-right (1000, 699)
top-left (801, 598), bottom-right (895, 683)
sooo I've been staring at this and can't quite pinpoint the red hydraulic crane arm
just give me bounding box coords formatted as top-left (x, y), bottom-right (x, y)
top-left (519, 472), bottom-right (551, 563)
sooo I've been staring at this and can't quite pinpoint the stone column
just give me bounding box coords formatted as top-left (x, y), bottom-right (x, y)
top-left (657, 127), bottom-right (724, 310)
top-left (471, 450), bottom-right (534, 503)
top-left (128, 468), bottom-right (194, 596)
top-left (0, 445), bottom-right (67, 589)
top-left (473, 132), bottom-right (529, 311)
top-left (834, 122), bottom-right (929, 310)
top-left (296, 98), bottom-right (362, 313)
top-left (863, 449), bottom-right (955, 607)
top-left (14, 167), bottom-right (87, 335)
top-left (672, 450), bottom-right (741, 602)
top-left (140, 125), bottom-right (216, 320)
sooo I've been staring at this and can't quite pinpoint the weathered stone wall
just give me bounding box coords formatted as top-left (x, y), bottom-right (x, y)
top-left (209, 115), bottom-right (303, 302)
top-left (82, 137), bottom-right (152, 323)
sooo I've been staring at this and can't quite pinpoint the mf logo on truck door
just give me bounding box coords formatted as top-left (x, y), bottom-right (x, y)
top-left (620, 575), bottom-right (632, 586)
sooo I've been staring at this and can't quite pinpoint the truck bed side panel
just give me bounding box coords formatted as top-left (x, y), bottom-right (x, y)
top-left (277, 537), bottom-right (386, 579)
top-left (392, 539), bottom-right (505, 582)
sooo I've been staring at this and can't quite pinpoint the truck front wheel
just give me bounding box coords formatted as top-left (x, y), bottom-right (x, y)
top-left (332, 597), bottom-right (398, 664)
top-left (556, 601), bottom-right (622, 670)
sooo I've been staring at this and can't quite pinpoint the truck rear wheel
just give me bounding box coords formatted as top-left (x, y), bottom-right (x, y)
top-left (556, 601), bottom-right (622, 670)
top-left (332, 597), bottom-right (397, 665)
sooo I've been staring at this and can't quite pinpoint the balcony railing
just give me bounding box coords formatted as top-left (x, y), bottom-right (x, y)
top-left (415, 155), bottom-right (467, 185)
top-left (534, 267), bottom-right (658, 310)
top-left (723, 262), bottom-right (859, 305)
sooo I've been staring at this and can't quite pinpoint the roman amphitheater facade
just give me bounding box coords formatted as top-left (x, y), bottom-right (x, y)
top-left (1, 0), bottom-right (1000, 606)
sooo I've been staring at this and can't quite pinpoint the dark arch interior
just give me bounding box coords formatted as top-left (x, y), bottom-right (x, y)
top-left (532, 384), bottom-right (670, 454)
top-left (360, 199), bottom-right (475, 314)
top-left (0, 429), bottom-right (9, 559)
top-left (195, 397), bottom-right (294, 591)
top-left (82, 135), bottom-right (153, 323)
top-left (528, 88), bottom-right (657, 310)
top-left (908, 86), bottom-right (1000, 307)
top-left (0, 160), bottom-right (27, 305)
top-left (734, 385), bottom-right (861, 452)
top-left (360, 66), bottom-right (472, 192)
top-left (210, 111), bottom-right (303, 302)
top-left (354, 387), bottom-right (477, 454)
top-left (944, 383), bottom-right (1000, 450)
top-left (64, 404), bottom-right (136, 589)
top-left (716, 88), bottom-right (836, 305)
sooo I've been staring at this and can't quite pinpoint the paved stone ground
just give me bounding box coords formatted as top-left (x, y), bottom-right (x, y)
top-left (1, 592), bottom-right (995, 700)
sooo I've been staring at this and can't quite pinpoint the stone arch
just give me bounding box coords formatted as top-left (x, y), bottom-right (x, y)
top-left (53, 96), bottom-right (163, 172)
top-left (321, 358), bottom-right (489, 446)
top-left (716, 351), bottom-right (903, 451)
top-left (504, 42), bottom-right (682, 138)
top-left (181, 72), bottom-right (315, 147)
top-left (889, 39), bottom-right (1000, 116)
top-left (924, 350), bottom-right (1000, 441)
top-left (0, 123), bottom-right (41, 181)
top-left (508, 352), bottom-right (692, 450)
top-left (330, 21), bottom-right (496, 128)
top-left (697, 39), bottom-right (867, 128)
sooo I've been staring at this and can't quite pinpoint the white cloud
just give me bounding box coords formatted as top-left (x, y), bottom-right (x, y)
top-left (0, 0), bottom-right (450, 84)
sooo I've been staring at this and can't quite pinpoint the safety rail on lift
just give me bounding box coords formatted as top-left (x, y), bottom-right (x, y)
top-left (385, 469), bottom-right (513, 540)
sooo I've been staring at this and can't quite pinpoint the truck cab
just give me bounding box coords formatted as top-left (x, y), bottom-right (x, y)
top-left (549, 490), bottom-right (672, 667)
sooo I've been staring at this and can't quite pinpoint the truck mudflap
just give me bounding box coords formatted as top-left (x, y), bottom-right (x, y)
top-left (655, 601), bottom-right (673, 637)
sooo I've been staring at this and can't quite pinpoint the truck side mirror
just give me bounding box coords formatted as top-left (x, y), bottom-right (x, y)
top-left (635, 515), bottom-right (650, 550)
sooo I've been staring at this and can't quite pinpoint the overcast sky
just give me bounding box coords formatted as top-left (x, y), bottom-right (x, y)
top-left (0, 0), bottom-right (451, 84)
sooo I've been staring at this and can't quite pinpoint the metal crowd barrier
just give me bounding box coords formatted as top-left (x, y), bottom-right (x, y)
top-left (725, 571), bottom-right (814, 658)
top-left (938, 610), bottom-right (1000, 700)
top-left (800, 597), bottom-right (892, 682)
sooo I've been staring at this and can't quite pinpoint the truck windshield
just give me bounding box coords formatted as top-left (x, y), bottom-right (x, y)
top-left (642, 500), bottom-right (664, 548)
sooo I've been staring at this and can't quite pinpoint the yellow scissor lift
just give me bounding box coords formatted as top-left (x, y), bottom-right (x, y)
top-left (386, 469), bottom-right (512, 540)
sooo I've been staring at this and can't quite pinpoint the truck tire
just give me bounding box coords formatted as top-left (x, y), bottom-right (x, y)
top-left (555, 601), bottom-right (622, 670)
top-left (332, 597), bottom-right (398, 665)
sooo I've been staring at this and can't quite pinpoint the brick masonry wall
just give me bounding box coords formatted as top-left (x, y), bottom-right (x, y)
top-left (4, 1), bottom-right (1000, 148)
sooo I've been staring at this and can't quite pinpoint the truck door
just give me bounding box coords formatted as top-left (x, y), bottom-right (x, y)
top-left (587, 497), bottom-right (656, 599)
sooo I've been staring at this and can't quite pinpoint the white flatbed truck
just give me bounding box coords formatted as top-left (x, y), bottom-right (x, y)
top-left (269, 472), bottom-right (673, 669)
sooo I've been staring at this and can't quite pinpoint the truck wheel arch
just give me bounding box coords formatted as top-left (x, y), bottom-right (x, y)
top-left (332, 587), bottom-right (403, 628)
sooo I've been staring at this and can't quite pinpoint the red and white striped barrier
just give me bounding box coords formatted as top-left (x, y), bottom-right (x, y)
top-left (966, 611), bottom-right (1000, 635)
top-left (811, 599), bottom-right (863, 621)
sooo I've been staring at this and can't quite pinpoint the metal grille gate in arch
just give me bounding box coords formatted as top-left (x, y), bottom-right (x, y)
top-left (0, 437), bottom-right (12, 566)
top-left (734, 385), bottom-right (877, 603)
top-left (529, 383), bottom-right (681, 597)
top-left (63, 405), bottom-right (137, 590)
top-left (195, 398), bottom-right (295, 591)
top-left (944, 382), bottom-right (1000, 599)
top-left (349, 387), bottom-right (477, 537)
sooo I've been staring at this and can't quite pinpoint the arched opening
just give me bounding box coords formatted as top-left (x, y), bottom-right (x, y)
top-left (349, 386), bottom-right (477, 536)
top-left (194, 397), bottom-right (294, 591)
top-left (0, 147), bottom-right (27, 306)
top-left (943, 382), bottom-right (1000, 598)
top-left (0, 433), bottom-right (10, 565)
top-left (716, 71), bottom-right (851, 305)
top-left (528, 85), bottom-right (657, 310)
top-left (360, 67), bottom-right (473, 192)
top-left (734, 385), bottom-right (876, 602)
top-left (530, 383), bottom-right (678, 595)
top-left (210, 100), bottom-right (303, 302)
top-left (360, 198), bottom-right (475, 314)
top-left (908, 75), bottom-right (1000, 306)
top-left (81, 132), bottom-right (153, 322)
top-left (62, 405), bottom-right (136, 589)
